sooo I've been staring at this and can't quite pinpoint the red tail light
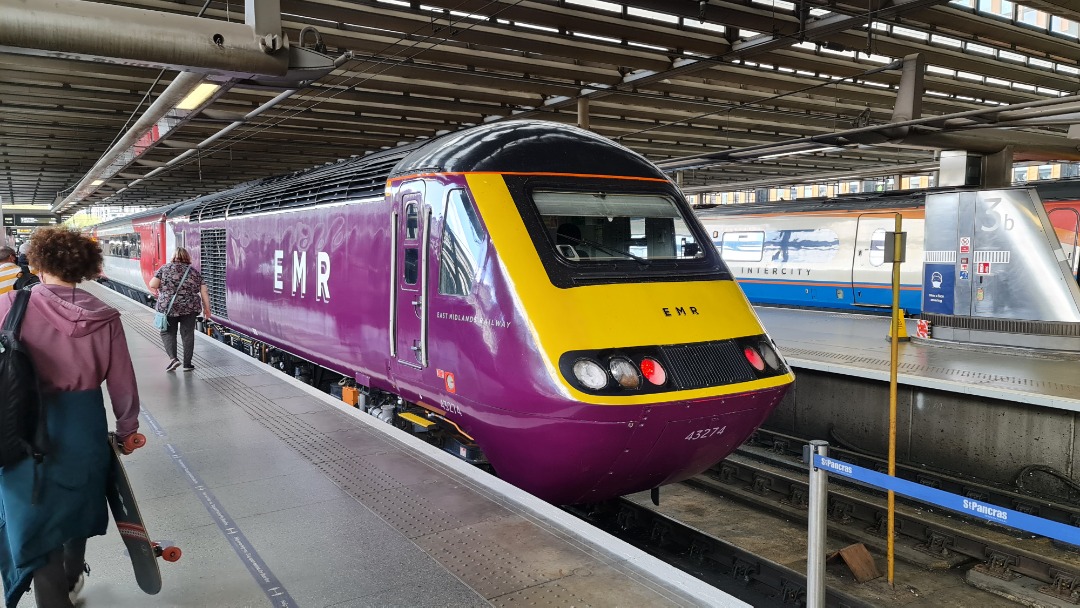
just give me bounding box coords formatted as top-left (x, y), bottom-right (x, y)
top-left (640, 357), bottom-right (667, 385)
top-left (743, 346), bottom-right (765, 371)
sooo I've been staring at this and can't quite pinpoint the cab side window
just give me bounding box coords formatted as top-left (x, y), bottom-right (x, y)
top-left (439, 189), bottom-right (486, 296)
top-left (404, 202), bottom-right (419, 285)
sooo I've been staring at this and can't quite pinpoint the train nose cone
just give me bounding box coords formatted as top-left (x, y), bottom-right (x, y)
top-left (581, 385), bottom-right (789, 503)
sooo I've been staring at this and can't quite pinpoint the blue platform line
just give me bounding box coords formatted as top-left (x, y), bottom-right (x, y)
top-left (140, 410), bottom-right (299, 607)
top-left (814, 455), bottom-right (1080, 546)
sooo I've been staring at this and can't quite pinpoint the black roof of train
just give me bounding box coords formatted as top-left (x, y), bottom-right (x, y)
top-left (157, 120), bottom-right (664, 222)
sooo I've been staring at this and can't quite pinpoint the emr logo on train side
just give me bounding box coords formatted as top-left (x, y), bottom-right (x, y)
top-left (272, 250), bottom-right (331, 302)
top-left (662, 306), bottom-right (700, 316)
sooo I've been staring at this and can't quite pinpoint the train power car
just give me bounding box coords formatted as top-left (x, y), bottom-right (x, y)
top-left (696, 184), bottom-right (1080, 315)
top-left (93, 120), bottom-right (794, 505)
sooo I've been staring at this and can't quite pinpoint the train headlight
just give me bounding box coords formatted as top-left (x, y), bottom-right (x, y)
top-left (572, 359), bottom-right (608, 390)
top-left (609, 357), bottom-right (641, 389)
top-left (640, 357), bottom-right (667, 386)
top-left (743, 346), bottom-right (765, 372)
top-left (759, 340), bottom-right (782, 370)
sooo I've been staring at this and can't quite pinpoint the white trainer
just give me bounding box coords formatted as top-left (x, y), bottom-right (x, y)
top-left (68, 563), bottom-right (89, 603)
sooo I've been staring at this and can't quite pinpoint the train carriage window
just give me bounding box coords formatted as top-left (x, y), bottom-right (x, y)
top-left (720, 232), bottom-right (765, 262)
top-left (405, 203), bottom-right (419, 239)
top-left (532, 191), bottom-right (704, 262)
top-left (763, 229), bottom-right (839, 263)
top-left (869, 229), bottom-right (886, 266)
top-left (439, 189), bottom-right (486, 296)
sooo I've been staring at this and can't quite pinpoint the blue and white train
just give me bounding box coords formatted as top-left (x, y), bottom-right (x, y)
top-left (695, 181), bottom-right (1080, 315)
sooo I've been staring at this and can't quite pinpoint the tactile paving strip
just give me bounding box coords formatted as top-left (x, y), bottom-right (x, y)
top-left (492, 581), bottom-right (590, 607)
top-left (418, 524), bottom-right (549, 599)
top-left (121, 308), bottom-right (474, 540)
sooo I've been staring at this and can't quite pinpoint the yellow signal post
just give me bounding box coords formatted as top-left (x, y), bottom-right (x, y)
top-left (886, 213), bottom-right (905, 586)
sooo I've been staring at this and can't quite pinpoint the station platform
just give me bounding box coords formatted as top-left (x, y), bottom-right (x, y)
top-left (32, 281), bottom-right (742, 608)
top-left (756, 306), bottom-right (1080, 412)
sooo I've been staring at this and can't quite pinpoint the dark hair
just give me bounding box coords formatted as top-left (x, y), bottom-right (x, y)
top-left (0, 247), bottom-right (14, 261)
top-left (172, 247), bottom-right (191, 264)
top-left (26, 227), bottom-right (103, 283)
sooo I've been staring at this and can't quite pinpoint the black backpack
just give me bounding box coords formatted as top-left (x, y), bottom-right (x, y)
top-left (0, 289), bottom-right (48, 500)
top-left (13, 266), bottom-right (39, 290)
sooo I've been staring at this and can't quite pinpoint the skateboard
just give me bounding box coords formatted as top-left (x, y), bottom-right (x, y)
top-left (106, 433), bottom-right (182, 594)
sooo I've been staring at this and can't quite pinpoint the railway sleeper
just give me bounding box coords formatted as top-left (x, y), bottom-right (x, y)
top-left (730, 557), bottom-right (758, 582)
top-left (782, 485), bottom-right (809, 510)
top-left (916, 531), bottom-right (956, 558)
top-left (974, 550), bottom-right (1019, 581)
top-left (779, 579), bottom-right (806, 606)
top-left (1041, 570), bottom-right (1080, 604)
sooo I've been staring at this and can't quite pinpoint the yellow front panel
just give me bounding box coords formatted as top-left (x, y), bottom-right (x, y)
top-left (465, 174), bottom-right (793, 404)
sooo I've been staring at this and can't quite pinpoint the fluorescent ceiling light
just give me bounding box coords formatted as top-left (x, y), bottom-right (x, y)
top-left (91, 179), bottom-right (104, 186)
top-left (759, 146), bottom-right (842, 160)
top-left (176, 83), bottom-right (220, 111)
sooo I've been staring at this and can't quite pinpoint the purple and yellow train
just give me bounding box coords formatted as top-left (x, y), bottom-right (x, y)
top-left (93, 121), bottom-right (793, 505)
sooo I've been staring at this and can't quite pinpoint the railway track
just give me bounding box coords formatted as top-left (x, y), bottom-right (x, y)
top-left (572, 438), bottom-right (1080, 607)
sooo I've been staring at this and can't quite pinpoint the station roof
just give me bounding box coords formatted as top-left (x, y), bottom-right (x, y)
top-left (2, 0), bottom-right (1079, 214)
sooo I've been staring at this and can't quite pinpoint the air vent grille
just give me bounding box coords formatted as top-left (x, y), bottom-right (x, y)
top-left (659, 341), bottom-right (758, 390)
top-left (201, 228), bottom-right (228, 318)
top-left (193, 148), bottom-right (414, 220)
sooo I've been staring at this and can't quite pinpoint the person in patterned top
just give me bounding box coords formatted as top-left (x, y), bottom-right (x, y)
top-left (149, 248), bottom-right (211, 372)
top-left (0, 247), bottom-right (21, 294)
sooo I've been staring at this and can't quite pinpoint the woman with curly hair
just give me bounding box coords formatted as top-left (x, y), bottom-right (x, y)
top-left (0, 227), bottom-right (141, 607)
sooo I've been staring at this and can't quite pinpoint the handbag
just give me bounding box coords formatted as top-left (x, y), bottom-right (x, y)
top-left (155, 265), bottom-right (192, 331)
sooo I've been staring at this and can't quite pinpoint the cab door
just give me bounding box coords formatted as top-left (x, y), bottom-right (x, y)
top-left (392, 182), bottom-right (430, 368)
top-left (851, 214), bottom-right (893, 306)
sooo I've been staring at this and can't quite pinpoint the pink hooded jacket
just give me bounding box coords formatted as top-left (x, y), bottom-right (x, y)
top-left (0, 284), bottom-right (140, 437)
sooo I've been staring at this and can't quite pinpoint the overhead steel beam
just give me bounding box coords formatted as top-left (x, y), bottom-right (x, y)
top-left (52, 72), bottom-right (205, 213)
top-left (681, 162), bottom-right (941, 193)
top-left (0, 0), bottom-right (288, 78)
top-left (731, 0), bottom-right (952, 56)
top-left (514, 0), bottom-right (949, 122)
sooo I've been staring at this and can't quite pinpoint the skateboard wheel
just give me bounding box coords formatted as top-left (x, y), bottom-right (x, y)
top-left (161, 546), bottom-right (182, 562)
top-left (125, 433), bottom-right (146, 452)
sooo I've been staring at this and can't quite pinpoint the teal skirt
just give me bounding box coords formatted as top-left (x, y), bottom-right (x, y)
top-left (0, 389), bottom-right (110, 607)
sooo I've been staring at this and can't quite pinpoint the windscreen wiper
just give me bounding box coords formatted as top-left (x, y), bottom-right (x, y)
top-left (561, 234), bottom-right (651, 266)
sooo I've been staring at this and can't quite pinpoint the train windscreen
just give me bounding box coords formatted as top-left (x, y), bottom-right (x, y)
top-left (533, 191), bottom-right (705, 263)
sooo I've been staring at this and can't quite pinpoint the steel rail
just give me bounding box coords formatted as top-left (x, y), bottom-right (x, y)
top-left (697, 450), bottom-right (1080, 601)
top-left (567, 499), bottom-right (877, 608)
top-left (747, 428), bottom-right (1080, 533)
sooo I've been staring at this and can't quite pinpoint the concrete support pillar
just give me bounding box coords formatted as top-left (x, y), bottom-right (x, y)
top-left (577, 97), bottom-right (590, 130)
top-left (939, 150), bottom-right (981, 187)
top-left (982, 146), bottom-right (1014, 188)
